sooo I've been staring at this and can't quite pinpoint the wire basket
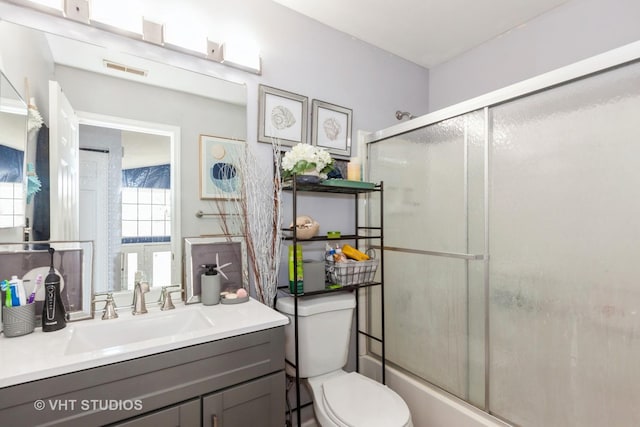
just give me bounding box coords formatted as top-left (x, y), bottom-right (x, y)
top-left (327, 258), bottom-right (380, 287)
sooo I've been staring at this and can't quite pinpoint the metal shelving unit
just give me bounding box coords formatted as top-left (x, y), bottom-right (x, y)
top-left (279, 178), bottom-right (385, 427)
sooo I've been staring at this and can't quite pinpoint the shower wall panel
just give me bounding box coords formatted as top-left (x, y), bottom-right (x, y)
top-left (489, 61), bottom-right (640, 426)
top-left (369, 111), bottom-right (486, 405)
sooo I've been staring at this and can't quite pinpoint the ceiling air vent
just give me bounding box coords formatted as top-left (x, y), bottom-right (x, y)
top-left (103, 60), bottom-right (148, 77)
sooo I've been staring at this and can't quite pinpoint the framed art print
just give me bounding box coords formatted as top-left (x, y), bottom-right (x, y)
top-left (184, 236), bottom-right (248, 304)
top-left (258, 84), bottom-right (308, 146)
top-left (311, 99), bottom-right (352, 157)
top-left (199, 134), bottom-right (245, 199)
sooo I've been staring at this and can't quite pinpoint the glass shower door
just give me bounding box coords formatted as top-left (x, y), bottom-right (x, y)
top-left (368, 110), bottom-right (486, 407)
top-left (488, 59), bottom-right (640, 427)
top-left (367, 48), bottom-right (640, 427)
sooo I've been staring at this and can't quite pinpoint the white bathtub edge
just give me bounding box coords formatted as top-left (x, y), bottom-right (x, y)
top-left (359, 356), bottom-right (512, 427)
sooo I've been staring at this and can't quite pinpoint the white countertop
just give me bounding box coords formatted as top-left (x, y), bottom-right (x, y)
top-left (0, 298), bottom-right (288, 388)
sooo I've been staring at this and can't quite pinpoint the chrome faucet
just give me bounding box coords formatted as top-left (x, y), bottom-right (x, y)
top-left (92, 292), bottom-right (118, 320)
top-left (160, 285), bottom-right (183, 311)
top-left (132, 280), bottom-right (150, 315)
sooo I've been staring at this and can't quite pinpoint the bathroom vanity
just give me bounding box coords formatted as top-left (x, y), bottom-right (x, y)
top-left (0, 299), bottom-right (288, 426)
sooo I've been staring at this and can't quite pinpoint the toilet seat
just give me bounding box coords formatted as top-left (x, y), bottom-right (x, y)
top-left (321, 372), bottom-right (411, 427)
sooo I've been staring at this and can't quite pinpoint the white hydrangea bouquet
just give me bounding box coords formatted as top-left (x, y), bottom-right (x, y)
top-left (281, 143), bottom-right (334, 180)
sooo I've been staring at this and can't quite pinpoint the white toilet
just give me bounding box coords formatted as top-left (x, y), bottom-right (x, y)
top-left (276, 293), bottom-right (412, 427)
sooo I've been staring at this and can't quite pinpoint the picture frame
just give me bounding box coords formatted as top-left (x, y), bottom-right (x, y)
top-left (183, 236), bottom-right (248, 304)
top-left (0, 240), bottom-right (94, 322)
top-left (199, 134), bottom-right (245, 200)
top-left (258, 84), bottom-right (308, 146)
top-left (311, 99), bottom-right (352, 157)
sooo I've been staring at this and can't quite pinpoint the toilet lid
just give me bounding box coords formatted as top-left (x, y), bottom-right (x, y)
top-left (322, 372), bottom-right (410, 427)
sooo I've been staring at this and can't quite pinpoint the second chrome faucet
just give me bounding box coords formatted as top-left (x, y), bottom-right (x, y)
top-left (132, 279), bottom-right (150, 315)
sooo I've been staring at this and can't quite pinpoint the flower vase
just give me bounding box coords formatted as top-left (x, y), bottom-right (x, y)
top-left (295, 168), bottom-right (321, 184)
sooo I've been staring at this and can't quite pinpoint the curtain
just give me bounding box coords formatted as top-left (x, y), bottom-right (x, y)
top-left (122, 164), bottom-right (170, 189)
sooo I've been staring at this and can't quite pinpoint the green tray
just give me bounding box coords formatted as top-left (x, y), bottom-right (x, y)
top-left (320, 179), bottom-right (376, 189)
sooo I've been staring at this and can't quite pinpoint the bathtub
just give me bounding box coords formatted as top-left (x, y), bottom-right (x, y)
top-left (359, 356), bottom-right (512, 427)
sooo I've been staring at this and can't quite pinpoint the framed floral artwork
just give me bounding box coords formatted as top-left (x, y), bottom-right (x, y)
top-left (311, 99), bottom-right (352, 157)
top-left (258, 84), bottom-right (308, 146)
top-left (199, 134), bottom-right (245, 199)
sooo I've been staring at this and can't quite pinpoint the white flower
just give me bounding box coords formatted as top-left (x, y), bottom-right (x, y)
top-left (281, 143), bottom-right (334, 179)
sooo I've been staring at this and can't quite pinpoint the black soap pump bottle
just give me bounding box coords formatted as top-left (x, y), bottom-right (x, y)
top-left (42, 248), bottom-right (67, 332)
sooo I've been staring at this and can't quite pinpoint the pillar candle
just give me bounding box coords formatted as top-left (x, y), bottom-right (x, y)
top-left (347, 159), bottom-right (361, 181)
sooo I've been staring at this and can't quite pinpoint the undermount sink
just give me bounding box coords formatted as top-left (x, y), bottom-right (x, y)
top-left (65, 308), bottom-right (214, 355)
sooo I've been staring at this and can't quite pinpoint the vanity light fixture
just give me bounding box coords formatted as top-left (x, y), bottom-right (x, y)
top-left (206, 39), bottom-right (224, 63)
top-left (16, 0), bottom-right (263, 74)
top-left (142, 18), bottom-right (164, 46)
top-left (221, 40), bottom-right (262, 74)
top-left (63, 0), bottom-right (89, 24)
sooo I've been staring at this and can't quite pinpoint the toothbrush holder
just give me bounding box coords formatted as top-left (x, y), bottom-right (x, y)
top-left (2, 303), bottom-right (36, 337)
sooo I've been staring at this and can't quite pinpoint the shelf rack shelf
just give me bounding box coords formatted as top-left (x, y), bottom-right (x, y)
top-left (280, 178), bottom-right (385, 427)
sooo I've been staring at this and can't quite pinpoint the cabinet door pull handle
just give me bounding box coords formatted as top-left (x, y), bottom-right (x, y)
top-left (211, 414), bottom-right (218, 427)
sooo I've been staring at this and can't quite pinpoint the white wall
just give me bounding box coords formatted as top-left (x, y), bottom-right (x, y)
top-left (249, 0), bottom-right (431, 142)
top-left (428, 0), bottom-right (640, 111)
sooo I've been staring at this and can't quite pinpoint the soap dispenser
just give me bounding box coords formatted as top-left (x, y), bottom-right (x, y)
top-left (201, 264), bottom-right (220, 306)
top-left (42, 248), bottom-right (67, 332)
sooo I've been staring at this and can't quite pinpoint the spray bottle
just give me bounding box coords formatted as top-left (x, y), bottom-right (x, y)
top-left (42, 247), bottom-right (67, 332)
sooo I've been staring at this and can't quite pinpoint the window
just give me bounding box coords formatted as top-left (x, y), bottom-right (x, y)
top-left (0, 182), bottom-right (24, 227)
top-left (121, 187), bottom-right (171, 242)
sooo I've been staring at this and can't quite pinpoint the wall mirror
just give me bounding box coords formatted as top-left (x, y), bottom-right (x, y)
top-left (77, 120), bottom-right (176, 294)
top-left (0, 71), bottom-right (27, 229)
top-left (0, 17), bottom-right (247, 300)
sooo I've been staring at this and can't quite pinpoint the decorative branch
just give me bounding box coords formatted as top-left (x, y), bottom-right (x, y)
top-left (221, 140), bottom-right (283, 307)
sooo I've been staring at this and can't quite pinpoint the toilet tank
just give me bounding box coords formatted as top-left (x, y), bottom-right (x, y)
top-left (276, 293), bottom-right (356, 378)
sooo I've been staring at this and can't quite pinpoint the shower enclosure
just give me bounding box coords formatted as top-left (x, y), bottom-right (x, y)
top-left (365, 43), bottom-right (640, 426)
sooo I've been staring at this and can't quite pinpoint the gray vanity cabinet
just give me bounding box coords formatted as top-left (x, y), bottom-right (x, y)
top-left (114, 372), bottom-right (284, 427)
top-left (0, 327), bottom-right (285, 427)
top-left (202, 372), bottom-right (284, 427)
